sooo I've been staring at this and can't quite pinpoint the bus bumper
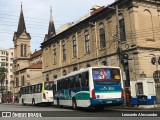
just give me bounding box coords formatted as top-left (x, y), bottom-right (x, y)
top-left (90, 98), bottom-right (124, 106)
top-left (42, 98), bottom-right (53, 103)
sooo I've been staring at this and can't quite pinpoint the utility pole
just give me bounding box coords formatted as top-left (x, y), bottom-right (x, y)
top-left (94, 22), bottom-right (99, 66)
top-left (115, 4), bottom-right (127, 106)
top-left (89, 22), bottom-right (99, 66)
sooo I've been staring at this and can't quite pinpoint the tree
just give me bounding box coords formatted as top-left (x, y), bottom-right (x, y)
top-left (0, 67), bottom-right (8, 103)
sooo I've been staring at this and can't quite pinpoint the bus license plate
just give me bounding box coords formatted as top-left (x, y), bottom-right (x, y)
top-left (107, 101), bottom-right (112, 103)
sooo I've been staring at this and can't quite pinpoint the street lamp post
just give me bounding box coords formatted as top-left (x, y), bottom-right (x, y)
top-left (89, 22), bottom-right (99, 66)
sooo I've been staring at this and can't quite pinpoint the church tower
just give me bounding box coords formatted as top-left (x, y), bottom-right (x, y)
top-left (13, 4), bottom-right (31, 70)
top-left (13, 4), bottom-right (31, 60)
top-left (44, 7), bottom-right (56, 41)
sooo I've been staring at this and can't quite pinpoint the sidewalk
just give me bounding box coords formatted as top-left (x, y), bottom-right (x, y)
top-left (1, 102), bottom-right (20, 105)
top-left (113, 104), bottom-right (160, 110)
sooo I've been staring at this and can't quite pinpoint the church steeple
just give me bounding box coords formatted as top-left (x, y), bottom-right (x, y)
top-left (17, 3), bottom-right (27, 36)
top-left (13, 3), bottom-right (30, 41)
top-left (44, 7), bottom-right (56, 41)
top-left (13, 3), bottom-right (31, 59)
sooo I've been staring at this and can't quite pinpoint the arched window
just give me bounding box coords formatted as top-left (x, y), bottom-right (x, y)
top-left (119, 14), bottom-right (126, 42)
top-left (21, 76), bottom-right (25, 86)
top-left (99, 23), bottom-right (106, 48)
top-left (72, 36), bottom-right (77, 57)
top-left (53, 48), bottom-right (56, 64)
top-left (84, 30), bottom-right (90, 53)
top-left (73, 67), bottom-right (77, 71)
top-left (102, 61), bottom-right (107, 66)
top-left (53, 75), bottom-right (57, 79)
top-left (46, 74), bottom-right (49, 81)
top-left (86, 64), bottom-right (90, 68)
top-left (143, 9), bottom-right (154, 39)
top-left (16, 77), bottom-right (19, 87)
top-left (63, 70), bottom-right (67, 76)
top-left (21, 44), bottom-right (27, 57)
top-left (62, 40), bottom-right (66, 60)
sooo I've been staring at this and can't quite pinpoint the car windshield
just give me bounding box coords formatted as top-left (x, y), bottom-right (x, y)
top-left (45, 82), bottom-right (53, 90)
top-left (92, 68), bottom-right (121, 85)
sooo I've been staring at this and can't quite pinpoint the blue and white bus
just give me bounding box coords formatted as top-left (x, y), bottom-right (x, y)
top-left (53, 66), bottom-right (124, 110)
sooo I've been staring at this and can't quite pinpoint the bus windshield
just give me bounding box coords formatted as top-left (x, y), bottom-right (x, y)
top-left (92, 68), bottom-right (121, 85)
top-left (45, 82), bottom-right (53, 90)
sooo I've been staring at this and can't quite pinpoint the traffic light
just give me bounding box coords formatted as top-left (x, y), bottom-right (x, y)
top-left (151, 57), bottom-right (156, 65)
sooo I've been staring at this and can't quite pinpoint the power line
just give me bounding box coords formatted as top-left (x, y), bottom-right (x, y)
top-left (0, 13), bottom-right (69, 23)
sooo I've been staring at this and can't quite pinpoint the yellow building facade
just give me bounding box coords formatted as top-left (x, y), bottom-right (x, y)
top-left (41, 0), bottom-right (160, 95)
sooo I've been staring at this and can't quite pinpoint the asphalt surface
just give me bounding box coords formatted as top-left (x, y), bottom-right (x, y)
top-left (0, 103), bottom-right (159, 120)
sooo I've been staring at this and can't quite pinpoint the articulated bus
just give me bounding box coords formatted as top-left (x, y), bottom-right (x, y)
top-left (19, 81), bottom-right (53, 105)
top-left (53, 66), bottom-right (124, 110)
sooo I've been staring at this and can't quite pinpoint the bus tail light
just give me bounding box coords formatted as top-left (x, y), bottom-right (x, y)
top-left (121, 88), bottom-right (124, 98)
top-left (43, 93), bottom-right (46, 99)
top-left (92, 89), bottom-right (96, 99)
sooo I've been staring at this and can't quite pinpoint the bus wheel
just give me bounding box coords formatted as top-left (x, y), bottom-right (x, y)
top-left (22, 99), bottom-right (25, 106)
top-left (32, 99), bottom-right (35, 106)
top-left (72, 99), bottom-right (77, 110)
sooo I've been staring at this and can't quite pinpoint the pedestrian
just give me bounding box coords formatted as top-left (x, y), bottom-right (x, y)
top-left (126, 88), bottom-right (131, 106)
top-left (6, 96), bottom-right (9, 103)
top-left (12, 96), bottom-right (14, 103)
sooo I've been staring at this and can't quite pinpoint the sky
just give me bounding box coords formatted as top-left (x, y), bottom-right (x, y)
top-left (0, 0), bottom-right (115, 53)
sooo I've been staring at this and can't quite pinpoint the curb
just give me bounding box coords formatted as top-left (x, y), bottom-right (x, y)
top-left (1, 103), bottom-right (20, 105)
top-left (112, 105), bottom-right (160, 110)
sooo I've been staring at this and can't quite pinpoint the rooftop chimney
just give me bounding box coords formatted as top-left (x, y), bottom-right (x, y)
top-left (90, 5), bottom-right (105, 15)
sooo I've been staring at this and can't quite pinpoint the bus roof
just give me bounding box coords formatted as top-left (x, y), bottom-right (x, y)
top-left (53, 66), bottom-right (120, 82)
top-left (20, 81), bottom-right (53, 88)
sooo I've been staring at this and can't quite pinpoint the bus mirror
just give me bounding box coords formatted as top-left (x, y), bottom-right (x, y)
top-left (123, 71), bottom-right (126, 81)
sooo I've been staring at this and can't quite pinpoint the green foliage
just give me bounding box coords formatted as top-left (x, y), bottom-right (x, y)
top-left (0, 67), bottom-right (8, 84)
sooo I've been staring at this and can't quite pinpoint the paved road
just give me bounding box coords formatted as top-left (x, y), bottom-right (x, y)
top-left (0, 103), bottom-right (159, 120)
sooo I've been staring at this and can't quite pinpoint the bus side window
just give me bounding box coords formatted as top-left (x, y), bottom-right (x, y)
top-left (65, 78), bottom-right (69, 89)
top-left (26, 87), bottom-right (29, 94)
top-left (62, 79), bottom-right (65, 90)
top-left (32, 86), bottom-right (35, 93)
top-left (69, 76), bottom-right (75, 88)
top-left (82, 72), bottom-right (89, 86)
top-left (22, 88), bottom-right (24, 94)
top-left (60, 80), bottom-right (62, 90)
top-left (39, 84), bottom-right (42, 93)
top-left (75, 74), bottom-right (80, 88)
top-left (28, 86), bottom-right (31, 94)
top-left (64, 79), bottom-right (67, 89)
top-left (35, 85), bottom-right (38, 93)
top-left (67, 78), bottom-right (70, 89)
